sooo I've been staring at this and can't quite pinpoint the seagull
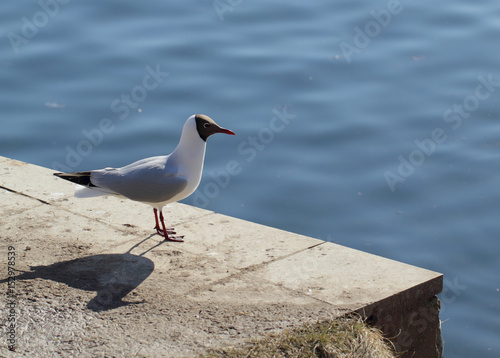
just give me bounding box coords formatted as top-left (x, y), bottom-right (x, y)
top-left (54, 114), bottom-right (235, 242)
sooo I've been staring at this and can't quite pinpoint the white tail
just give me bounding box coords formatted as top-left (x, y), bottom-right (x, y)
top-left (74, 185), bottom-right (114, 198)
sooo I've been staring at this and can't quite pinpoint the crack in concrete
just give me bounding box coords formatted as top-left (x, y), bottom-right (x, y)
top-left (184, 241), bottom-right (329, 300)
top-left (0, 185), bottom-right (51, 205)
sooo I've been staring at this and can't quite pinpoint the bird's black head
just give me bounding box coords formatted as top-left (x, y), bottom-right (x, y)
top-left (194, 114), bottom-right (235, 141)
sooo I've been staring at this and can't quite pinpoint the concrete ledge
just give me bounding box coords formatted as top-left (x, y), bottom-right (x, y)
top-left (0, 156), bottom-right (443, 357)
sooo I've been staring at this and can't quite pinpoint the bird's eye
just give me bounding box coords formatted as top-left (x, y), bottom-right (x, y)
top-left (203, 123), bottom-right (210, 128)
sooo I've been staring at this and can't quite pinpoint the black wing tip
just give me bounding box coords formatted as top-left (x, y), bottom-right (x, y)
top-left (53, 171), bottom-right (96, 187)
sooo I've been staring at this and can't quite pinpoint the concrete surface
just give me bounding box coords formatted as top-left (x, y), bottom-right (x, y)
top-left (0, 156), bottom-right (443, 357)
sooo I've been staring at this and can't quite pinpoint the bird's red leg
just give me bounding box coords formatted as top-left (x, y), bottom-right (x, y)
top-left (154, 208), bottom-right (175, 235)
top-left (159, 209), bottom-right (184, 242)
top-left (153, 208), bottom-right (163, 236)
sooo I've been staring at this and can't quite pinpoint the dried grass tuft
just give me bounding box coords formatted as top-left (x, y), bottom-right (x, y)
top-left (205, 315), bottom-right (397, 358)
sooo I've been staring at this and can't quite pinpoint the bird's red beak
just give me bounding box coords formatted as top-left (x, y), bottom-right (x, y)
top-left (218, 128), bottom-right (235, 135)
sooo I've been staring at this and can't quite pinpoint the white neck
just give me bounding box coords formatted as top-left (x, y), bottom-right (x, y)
top-left (170, 116), bottom-right (206, 180)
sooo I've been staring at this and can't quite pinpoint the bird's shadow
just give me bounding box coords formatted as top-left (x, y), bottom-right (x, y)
top-left (3, 235), bottom-right (165, 312)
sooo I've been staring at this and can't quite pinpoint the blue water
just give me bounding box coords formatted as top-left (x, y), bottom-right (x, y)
top-left (1, 1), bottom-right (500, 356)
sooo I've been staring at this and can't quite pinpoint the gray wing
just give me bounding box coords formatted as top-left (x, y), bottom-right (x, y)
top-left (90, 156), bottom-right (188, 203)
